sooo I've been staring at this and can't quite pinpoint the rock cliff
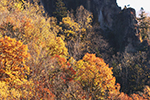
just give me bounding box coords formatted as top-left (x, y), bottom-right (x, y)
top-left (38, 0), bottom-right (148, 53)
top-left (112, 8), bottom-right (141, 52)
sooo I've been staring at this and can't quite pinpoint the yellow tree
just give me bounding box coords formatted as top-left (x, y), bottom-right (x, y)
top-left (59, 5), bottom-right (93, 60)
top-left (74, 53), bottom-right (120, 99)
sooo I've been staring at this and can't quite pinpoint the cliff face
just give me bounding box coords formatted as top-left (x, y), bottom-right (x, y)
top-left (112, 8), bottom-right (141, 52)
top-left (93, 0), bottom-right (121, 29)
top-left (39, 0), bottom-right (146, 53)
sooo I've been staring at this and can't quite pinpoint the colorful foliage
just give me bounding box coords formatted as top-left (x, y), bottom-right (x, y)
top-left (59, 5), bottom-right (93, 60)
top-left (74, 53), bottom-right (120, 99)
top-left (0, 0), bottom-right (68, 57)
top-left (48, 55), bottom-right (77, 96)
top-left (32, 54), bottom-right (87, 99)
top-left (117, 91), bottom-right (150, 100)
top-left (0, 36), bottom-right (30, 81)
top-left (0, 36), bottom-right (34, 99)
top-left (60, 5), bottom-right (92, 41)
top-left (0, 0), bottom-right (149, 99)
top-left (0, 2), bottom-right (68, 96)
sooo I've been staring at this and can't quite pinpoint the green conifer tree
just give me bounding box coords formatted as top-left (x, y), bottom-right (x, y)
top-left (53, 0), bottom-right (67, 21)
top-left (137, 7), bottom-right (150, 40)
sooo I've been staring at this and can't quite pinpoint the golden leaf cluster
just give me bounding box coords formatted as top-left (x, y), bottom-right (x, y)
top-left (0, 36), bottom-right (34, 99)
top-left (74, 53), bottom-right (120, 99)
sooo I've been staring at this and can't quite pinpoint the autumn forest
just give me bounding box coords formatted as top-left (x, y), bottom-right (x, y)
top-left (0, 0), bottom-right (150, 99)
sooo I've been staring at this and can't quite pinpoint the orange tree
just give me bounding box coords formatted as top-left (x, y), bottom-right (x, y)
top-left (74, 53), bottom-right (120, 99)
top-left (0, 36), bottom-right (34, 99)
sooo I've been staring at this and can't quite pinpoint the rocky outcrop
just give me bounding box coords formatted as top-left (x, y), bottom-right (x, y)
top-left (94, 0), bottom-right (121, 29)
top-left (112, 8), bottom-right (141, 52)
top-left (37, 0), bottom-right (148, 53)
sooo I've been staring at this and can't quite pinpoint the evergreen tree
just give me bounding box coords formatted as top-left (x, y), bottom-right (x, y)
top-left (53, 0), bottom-right (67, 21)
top-left (137, 7), bottom-right (150, 40)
